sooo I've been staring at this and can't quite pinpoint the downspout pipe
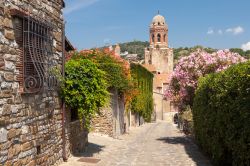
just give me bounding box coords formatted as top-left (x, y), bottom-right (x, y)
top-left (62, 21), bottom-right (68, 162)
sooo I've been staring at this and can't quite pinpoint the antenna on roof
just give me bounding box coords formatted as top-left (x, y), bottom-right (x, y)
top-left (158, 10), bottom-right (160, 14)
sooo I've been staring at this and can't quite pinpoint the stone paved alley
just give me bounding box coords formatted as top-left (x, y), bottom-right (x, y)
top-left (60, 122), bottom-right (212, 166)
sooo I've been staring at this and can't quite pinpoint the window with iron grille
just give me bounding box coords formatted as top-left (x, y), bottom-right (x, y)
top-left (12, 11), bottom-right (57, 93)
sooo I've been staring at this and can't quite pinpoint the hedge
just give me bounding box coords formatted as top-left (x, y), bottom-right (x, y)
top-left (193, 61), bottom-right (250, 166)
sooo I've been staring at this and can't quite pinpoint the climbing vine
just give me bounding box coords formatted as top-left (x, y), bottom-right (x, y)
top-left (68, 49), bottom-right (135, 108)
top-left (63, 49), bottom-right (154, 126)
top-left (130, 63), bottom-right (154, 122)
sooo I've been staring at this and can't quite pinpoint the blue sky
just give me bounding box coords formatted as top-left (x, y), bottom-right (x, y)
top-left (64, 0), bottom-right (250, 51)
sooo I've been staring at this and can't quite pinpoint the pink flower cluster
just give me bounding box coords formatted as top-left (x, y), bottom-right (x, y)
top-left (165, 49), bottom-right (246, 108)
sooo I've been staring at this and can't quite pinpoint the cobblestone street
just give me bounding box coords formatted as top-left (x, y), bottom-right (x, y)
top-left (60, 121), bottom-right (212, 166)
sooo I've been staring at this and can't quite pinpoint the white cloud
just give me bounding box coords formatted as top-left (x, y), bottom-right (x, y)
top-left (226, 26), bottom-right (244, 35)
top-left (64, 0), bottom-right (100, 15)
top-left (218, 29), bottom-right (223, 35)
top-left (241, 42), bottom-right (250, 51)
top-left (207, 29), bottom-right (214, 35)
top-left (207, 26), bottom-right (244, 36)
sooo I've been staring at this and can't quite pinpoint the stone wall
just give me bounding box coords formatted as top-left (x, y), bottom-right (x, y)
top-left (130, 112), bottom-right (145, 127)
top-left (91, 88), bottom-right (126, 138)
top-left (150, 48), bottom-right (173, 74)
top-left (0, 1), bottom-right (87, 165)
top-left (65, 110), bottom-right (88, 156)
top-left (91, 106), bottom-right (113, 136)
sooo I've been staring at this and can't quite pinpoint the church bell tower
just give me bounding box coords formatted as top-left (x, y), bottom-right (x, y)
top-left (143, 13), bottom-right (174, 120)
top-left (150, 14), bottom-right (168, 48)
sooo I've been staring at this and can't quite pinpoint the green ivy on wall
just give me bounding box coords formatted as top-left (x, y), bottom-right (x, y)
top-left (130, 63), bottom-right (154, 122)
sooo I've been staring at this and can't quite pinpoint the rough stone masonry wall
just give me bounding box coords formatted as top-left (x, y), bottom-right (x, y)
top-left (91, 106), bottom-right (113, 136)
top-left (91, 88), bottom-right (126, 138)
top-left (151, 48), bottom-right (173, 73)
top-left (0, 1), bottom-right (73, 165)
top-left (64, 109), bottom-right (88, 156)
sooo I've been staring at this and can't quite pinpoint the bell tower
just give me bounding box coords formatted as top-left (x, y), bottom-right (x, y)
top-left (150, 14), bottom-right (168, 48)
top-left (143, 13), bottom-right (174, 120)
top-left (145, 14), bottom-right (173, 73)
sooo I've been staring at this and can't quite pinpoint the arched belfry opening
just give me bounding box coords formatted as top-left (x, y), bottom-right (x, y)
top-left (157, 34), bottom-right (161, 42)
top-left (149, 14), bottom-right (168, 46)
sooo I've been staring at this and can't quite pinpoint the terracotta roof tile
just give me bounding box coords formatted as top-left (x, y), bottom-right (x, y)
top-left (142, 64), bottom-right (157, 72)
top-left (154, 73), bottom-right (171, 87)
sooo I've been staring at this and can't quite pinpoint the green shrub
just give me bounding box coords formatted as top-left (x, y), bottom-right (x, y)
top-left (61, 59), bottom-right (109, 129)
top-left (193, 61), bottom-right (250, 166)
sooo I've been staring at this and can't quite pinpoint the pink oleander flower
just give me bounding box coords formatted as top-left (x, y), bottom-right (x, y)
top-left (165, 49), bottom-right (246, 111)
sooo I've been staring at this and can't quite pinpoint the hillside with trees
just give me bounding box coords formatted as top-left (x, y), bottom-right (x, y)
top-left (98, 41), bottom-right (250, 62)
top-left (229, 48), bottom-right (250, 59)
top-left (119, 41), bottom-right (149, 60)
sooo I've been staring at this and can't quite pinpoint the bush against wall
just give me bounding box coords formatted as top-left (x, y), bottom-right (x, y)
top-left (165, 50), bottom-right (246, 111)
top-left (193, 61), bottom-right (250, 166)
top-left (61, 58), bottom-right (109, 128)
top-left (130, 63), bottom-right (154, 122)
top-left (68, 50), bottom-right (135, 107)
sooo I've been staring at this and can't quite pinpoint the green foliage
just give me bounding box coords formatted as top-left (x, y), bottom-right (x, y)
top-left (61, 59), bottom-right (109, 129)
top-left (71, 50), bottom-right (131, 93)
top-left (130, 64), bottom-right (153, 122)
top-left (230, 48), bottom-right (250, 59)
top-left (193, 61), bottom-right (250, 166)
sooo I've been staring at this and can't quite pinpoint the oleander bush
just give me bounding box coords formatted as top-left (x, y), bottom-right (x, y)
top-left (193, 61), bottom-right (250, 166)
top-left (165, 50), bottom-right (246, 111)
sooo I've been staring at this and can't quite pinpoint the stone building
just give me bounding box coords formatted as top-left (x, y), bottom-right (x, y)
top-left (143, 14), bottom-right (174, 121)
top-left (0, 1), bottom-right (87, 165)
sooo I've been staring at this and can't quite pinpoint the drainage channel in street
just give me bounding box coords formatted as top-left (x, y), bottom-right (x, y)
top-left (77, 157), bottom-right (101, 164)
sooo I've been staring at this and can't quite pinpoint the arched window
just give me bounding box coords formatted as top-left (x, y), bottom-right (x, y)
top-left (157, 34), bottom-right (161, 42)
top-left (164, 34), bottom-right (166, 42)
top-left (149, 54), bottom-right (152, 64)
top-left (152, 34), bottom-right (155, 43)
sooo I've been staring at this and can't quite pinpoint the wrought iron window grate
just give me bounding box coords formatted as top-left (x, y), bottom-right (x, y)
top-left (12, 12), bottom-right (58, 93)
top-left (22, 16), bottom-right (57, 93)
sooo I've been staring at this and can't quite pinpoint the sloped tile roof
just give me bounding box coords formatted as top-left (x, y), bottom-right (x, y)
top-left (142, 64), bottom-right (157, 72)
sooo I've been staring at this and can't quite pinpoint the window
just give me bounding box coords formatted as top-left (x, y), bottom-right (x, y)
top-left (157, 34), bottom-right (161, 42)
top-left (36, 145), bottom-right (41, 155)
top-left (149, 54), bottom-right (152, 64)
top-left (12, 10), bottom-right (57, 93)
top-left (152, 34), bottom-right (155, 43)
